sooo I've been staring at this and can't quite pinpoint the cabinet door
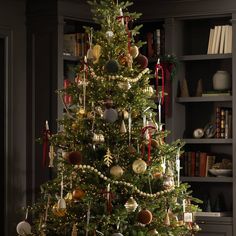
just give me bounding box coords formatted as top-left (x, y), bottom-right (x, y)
top-left (197, 223), bottom-right (232, 236)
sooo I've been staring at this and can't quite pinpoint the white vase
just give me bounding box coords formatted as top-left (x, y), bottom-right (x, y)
top-left (212, 70), bottom-right (231, 90)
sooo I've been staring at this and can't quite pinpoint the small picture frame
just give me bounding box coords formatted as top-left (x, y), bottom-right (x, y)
top-left (204, 123), bottom-right (216, 138)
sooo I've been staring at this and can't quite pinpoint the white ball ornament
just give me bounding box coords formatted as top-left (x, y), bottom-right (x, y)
top-left (110, 165), bottom-right (124, 178)
top-left (132, 158), bottom-right (147, 174)
top-left (106, 30), bottom-right (114, 38)
top-left (16, 221), bottom-right (32, 235)
top-left (112, 233), bottom-right (124, 236)
top-left (130, 45), bottom-right (139, 58)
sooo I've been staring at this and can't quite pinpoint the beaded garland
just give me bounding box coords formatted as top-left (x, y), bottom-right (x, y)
top-left (74, 164), bottom-right (174, 198)
top-left (89, 67), bottom-right (150, 83)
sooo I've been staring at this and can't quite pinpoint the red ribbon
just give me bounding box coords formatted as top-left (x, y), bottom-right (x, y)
top-left (155, 62), bottom-right (165, 105)
top-left (141, 125), bottom-right (157, 164)
top-left (42, 127), bottom-right (51, 167)
top-left (101, 189), bottom-right (115, 214)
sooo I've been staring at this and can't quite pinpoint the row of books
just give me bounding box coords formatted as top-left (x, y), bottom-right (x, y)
top-left (207, 25), bottom-right (232, 54)
top-left (63, 33), bottom-right (89, 57)
top-left (215, 107), bottom-right (232, 139)
top-left (180, 152), bottom-right (215, 177)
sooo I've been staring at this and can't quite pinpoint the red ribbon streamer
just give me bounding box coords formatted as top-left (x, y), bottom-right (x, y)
top-left (141, 125), bottom-right (157, 165)
top-left (155, 62), bottom-right (165, 105)
top-left (101, 189), bottom-right (115, 214)
top-left (42, 127), bottom-right (51, 167)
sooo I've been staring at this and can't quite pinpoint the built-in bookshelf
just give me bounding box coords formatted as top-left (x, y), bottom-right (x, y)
top-left (169, 14), bottom-right (234, 235)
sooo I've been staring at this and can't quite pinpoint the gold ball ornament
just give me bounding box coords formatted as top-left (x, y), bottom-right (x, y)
top-left (92, 44), bottom-right (102, 64)
top-left (132, 158), bottom-right (147, 174)
top-left (76, 107), bottom-right (86, 117)
top-left (110, 165), bottom-right (124, 178)
top-left (124, 196), bottom-right (138, 212)
top-left (148, 229), bottom-right (159, 235)
top-left (71, 122), bottom-right (79, 130)
top-left (72, 188), bottom-right (85, 201)
top-left (52, 203), bottom-right (66, 217)
top-left (130, 45), bottom-right (139, 58)
top-left (65, 192), bottom-right (73, 202)
top-left (137, 209), bottom-right (153, 225)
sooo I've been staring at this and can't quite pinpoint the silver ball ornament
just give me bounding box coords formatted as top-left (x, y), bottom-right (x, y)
top-left (16, 221), bottom-right (32, 236)
top-left (103, 108), bottom-right (118, 123)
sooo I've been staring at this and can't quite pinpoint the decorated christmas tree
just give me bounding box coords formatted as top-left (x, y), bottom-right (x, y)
top-left (16, 0), bottom-right (201, 235)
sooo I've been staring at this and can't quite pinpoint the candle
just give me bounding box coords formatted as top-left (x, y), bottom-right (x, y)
top-left (107, 183), bottom-right (110, 201)
top-left (128, 110), bottom-right (132, 145)
top-left (45, 120), bottom-right (49, 130)
top-left (83, 56), bottom-right (87, 110)
top-left (183, 199), bottom-right (186, 212)
top-left (176, 148), bottom-right (180, 187)
top-left (119, 8), bottom-right (124, 25)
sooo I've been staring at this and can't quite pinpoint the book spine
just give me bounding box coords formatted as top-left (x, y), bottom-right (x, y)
top-left (215, 106), bottom-right (221, 138)
top-left (220, 108), bottom-right (225, 138)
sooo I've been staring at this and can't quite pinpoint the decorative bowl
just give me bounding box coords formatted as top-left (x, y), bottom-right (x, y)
top-left (208, 169), bottom-right (232, 177)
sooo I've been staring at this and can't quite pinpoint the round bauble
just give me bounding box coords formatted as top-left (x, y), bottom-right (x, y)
top-left (112, 233), bottom-right (124, 236)
top-left (163, 175), bottom-right (175, 189)
top-left (130, 46), bottom-right (139, 58)
top-left (132, 158), bottom-right (147, 174)
top-left (104, 99), bottom-right (114, 109)
top-left (110, 165), bottom-right (124, 178)
top-left (124, 196), bottom-right (138, 212)
top-left (67, 151), bottom-right (82, 165)
top-left (105, 59), bottom-right (119, 74)
top-left (148, 229), bottom-right (159, 235)
top-left (103, 108), bottom-right (118, 123)
top-left (65, 192), bottom-right (73, 202)
top-left (106, 30), bottom-right (114, 39)
top-left (52, 203), bottom-right (66, 217)
top-left (16, 221), bottom-right (31, 236)
top-left (136, 54), bottom-right (148, 69)
top-left (72, 188), bottom-right (85, 201)
top-left (122, 110), bottom-right (129, 120)
top-left (137, 209), bottom-right (153, 225)
top-left (118, 81), bottom-right (131, 91)
top-left (92, 44), bottom-right (102, 64)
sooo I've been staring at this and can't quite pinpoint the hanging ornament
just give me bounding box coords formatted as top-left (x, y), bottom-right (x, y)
top-left (135, 54), bottom-right (148, 69)
top-left (87, 111), bottom-right (95, 119)
top-left (110, 165), bottom-right (124, 178)
top-left (147, 229), bottom-right (159, 235)
top-left (48, 145), bottom-right (55, 168)
top-left (144, 86), bottom-right (154, 97)
top-left (106, 30), bottom-right (114, 39)
top-left (92, 133), bottom-right (100, 143)
top-left (92, 44), bottom-right (102, 64)
top-left (16, 221), bottom-right (32, 236)
top-left (105, 59), bottom-right (120, 74)
top-left (98, 134), bottom-right (105, 143)
top-left (104, 148), bottom-right (113, 167)
top-left (118, 53), bottom-right (127, 66)
top-left (103, 108), bottom-right (118, 123)
top-left (67, 151), bottom-right (83, 165)
top-left (58, 174), bottom-right (66, 211)
top-left (137, 209), bottom-right (153, 225)
top-left (71, 223), bottom-right (78, 236)
top-left (122, 110), bottom-right (129, 120)
top-left (120, 120), bottom-right (127, 134)
top-left (164, 212), bottom-right (171, 226)
top-left (124, 196), bottom-right (138, 212)
top-left (132, 158), bottom-right (147, 174)
top-left (130, 46), bottom-right (139, 58)
top-left (72, 188), bottom-right (85, 201)
top-left (126, 53), bottom-right (133, 69)
top-left (118, 81), bottom-right (131, 90)
top-left (76, 107), bottom-right (86, 117)
top-left (65, 191), bottom-right (73, 202)
top-left (87, 28), bottom-right (94, 62)
top-left (163, 174), bottom-right (175, 189)
top-left (112, 233), bottom-right (124, 236)
top-left (95, 106), bottom-right (104, 117)
top-left (52, 203), bottom-right (66, 217)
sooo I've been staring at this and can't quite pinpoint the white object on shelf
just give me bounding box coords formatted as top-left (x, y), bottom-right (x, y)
top-left (208, 169), bottom-right (232, 177)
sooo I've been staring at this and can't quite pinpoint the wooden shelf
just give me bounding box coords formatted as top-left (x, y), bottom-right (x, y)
top-left (181, 176), bottom-right (233, 183)
top-left (182, 138), bottom-right (232, 144)
top-left (176, 96), bottom-right (232, 103)
top-left (180, 53), bottom-right (232, 61)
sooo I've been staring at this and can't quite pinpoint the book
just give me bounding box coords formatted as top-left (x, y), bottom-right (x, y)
top-left (199, 152), bottom-right (207, 177)
top-left (224, 25), bottom-right (232, 53)
top-left (205, 155), bottom-right (216, 176)
top-left (202, 91), bottom-right (231, 96)
top-left (213, 25), bottom-right (222, 54)
top-left (194, 211), bottom-right (231, 217)
top-left (207, 28), bottom-right (214, 54)
top-left (219, 25), bottom-right (226, 54)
